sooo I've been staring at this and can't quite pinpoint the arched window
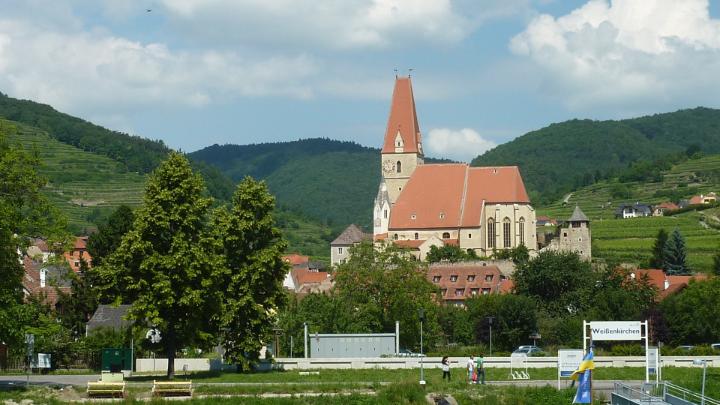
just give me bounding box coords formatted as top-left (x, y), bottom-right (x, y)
top-left (442, 232), bottom-right (450, 239)
top-left (396, 161), bottom-right (402, 173)
top-left (503, 217), bottom-right (511, 248)
top-left (519, 217), bottom-right (525, 245)
top-left (393, 233), bottom-right (399, 240)
top-left (383, 209), bottom-right (388, 219)
top-left (487, 219), bottom-right (495, 248)
top-left (414, 232), bottom-right (419, 240)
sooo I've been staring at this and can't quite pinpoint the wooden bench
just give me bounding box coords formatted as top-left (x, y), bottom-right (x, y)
top-left (152, 380), bottom-right (193, 397)
top-left (86, 381), bottom-right (125, 397)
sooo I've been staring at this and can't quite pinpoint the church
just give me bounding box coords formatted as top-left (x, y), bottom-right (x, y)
top-left (372, 76), bottom-right (537, 260)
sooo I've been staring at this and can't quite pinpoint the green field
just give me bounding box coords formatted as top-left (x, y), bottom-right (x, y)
top-left (3, 119), bottom-right (146, 233)
top-left (538, 154), bottom-right (720, 271)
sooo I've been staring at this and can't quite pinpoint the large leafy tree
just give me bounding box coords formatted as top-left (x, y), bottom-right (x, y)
top-left (663, 229), bottom-right (689, 275)
top-left (660, 278), bottom-right (720, 345)
top-left (211, 177), bottom-right (288, 365)
top-left (87, 205), bottom-right (134, 267)
top-left (0, 124), bottom-right (67, 349)
top-left (99, 152), bottom-right (224, 378)
top-left (426, 245), bottom-right (477, 263)
top-left (466, 294), bottom-right (538, 351)
top-left (333, 241), bottom-right (439, 349)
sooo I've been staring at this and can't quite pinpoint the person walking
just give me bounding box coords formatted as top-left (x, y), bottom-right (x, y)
top-left (466, 355), bottom-right (475, 384)
top-left (441, 356), bottom-right (451, 381)
top-left (475, 352), bottom-right (486, 385)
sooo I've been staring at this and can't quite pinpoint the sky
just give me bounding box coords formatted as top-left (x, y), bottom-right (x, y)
top-left (1, 0), bottom-right (719, 162)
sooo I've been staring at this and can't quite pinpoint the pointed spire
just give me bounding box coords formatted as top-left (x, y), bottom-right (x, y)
top-left (382, 76), bottom-right (422, 155)
top-left (568, 205), bottom-right (589, 222)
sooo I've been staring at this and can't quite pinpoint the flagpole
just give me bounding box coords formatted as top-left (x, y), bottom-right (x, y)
top-left (589, 330), bottom-right (593, 403)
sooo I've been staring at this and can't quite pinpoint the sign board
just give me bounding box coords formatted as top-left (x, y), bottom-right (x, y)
top-left (588, 321), bottom-right (642, 341)
top-left (32, 354), bottom-right (51, 369)
top-left (558, 349), bottom-right (584, 378)
top-left (647, 346), bottom-right (660, 383)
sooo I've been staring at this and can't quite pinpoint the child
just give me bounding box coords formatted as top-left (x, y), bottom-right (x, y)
top-left (441, 356), bottom-right (451, 381)
top-left (466, 355), bottom-right (475, 384)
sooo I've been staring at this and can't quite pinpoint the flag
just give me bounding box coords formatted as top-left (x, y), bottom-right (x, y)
top-left (572, 349), bottom-right (594, 404)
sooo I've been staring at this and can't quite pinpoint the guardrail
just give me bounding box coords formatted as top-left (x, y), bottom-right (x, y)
top-left (661, 381), bottom-right (720, 405)
top-left (612, 382), bottom-right (667, 404)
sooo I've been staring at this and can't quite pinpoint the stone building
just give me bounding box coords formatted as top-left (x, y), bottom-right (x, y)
top-left (543, 205), bottom-right (591, 260)
top-left (330, 224), bottom-right (372, 265)
top-left (371, 76), bottom-right (536, 259)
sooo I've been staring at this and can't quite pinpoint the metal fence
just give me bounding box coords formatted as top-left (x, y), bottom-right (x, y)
top-left (612, 382), bottom-right (667, 404)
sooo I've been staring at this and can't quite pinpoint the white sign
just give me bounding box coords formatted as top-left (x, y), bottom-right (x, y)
top-left (647, 347), bottom-right (659, 376)
top-left (33, 353), bottom-right (51, 369)
top-left (589, 321), bottom-right (642, 341)
top-left (558, 349), bottom-right (584, 378)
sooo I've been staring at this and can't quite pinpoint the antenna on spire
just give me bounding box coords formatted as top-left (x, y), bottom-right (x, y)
top-left (408, 68), bottom-right (414, 78)
top-left (394, 68), bottom-right (398, 78)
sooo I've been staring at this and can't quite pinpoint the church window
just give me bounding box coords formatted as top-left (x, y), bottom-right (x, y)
top-left (393, 234), bottom-right (398, 240)
top-left (503, 218), bottom-right (511, 248)
top-left (519, 217), bottom-right (525, 245)
top-left (442, 232), bottom-right (450, 239)
top-left (384, 210), bottom-right (388, 219)
top-left (396, 161), bottom-right (402, 173)
top-left (487, 219), bottom-right (496, 248)
top-left (468, 233), bottom-right (472, 239)
top-left (338, 247), bottom-right (343, 254)
top-left (414, 233), bottom-right (419, 240)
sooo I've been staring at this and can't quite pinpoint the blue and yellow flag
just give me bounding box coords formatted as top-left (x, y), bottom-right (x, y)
top-left (572, 349), bottom-right (594, 404)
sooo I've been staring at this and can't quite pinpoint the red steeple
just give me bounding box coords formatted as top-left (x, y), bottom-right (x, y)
top-left (382, 76), bottom-right (422, 154)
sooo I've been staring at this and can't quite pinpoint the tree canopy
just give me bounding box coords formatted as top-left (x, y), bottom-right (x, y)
top-left (663, 229), bottom-right (689, 275)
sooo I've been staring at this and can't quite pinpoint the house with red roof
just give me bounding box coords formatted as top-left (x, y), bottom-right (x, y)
top-left (64, 236), bottom-right (92, 273)
top-left (653, 202), bottom-right (679, 216)
top-left (372, 77), bottom-right (536, 260)
top-left (427, 262), bottom-right (514, 306)
top-left (281, 253), bottom-right (332, 294)
top-left (628, 269), bottom-right (708, 300)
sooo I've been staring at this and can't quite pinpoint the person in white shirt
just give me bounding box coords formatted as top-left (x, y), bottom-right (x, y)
top-left (466, 355), bottom-right (475, 384)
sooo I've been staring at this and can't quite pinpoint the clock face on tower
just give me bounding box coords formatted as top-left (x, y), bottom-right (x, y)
top-left (382, 159), bottom-right (394, 175)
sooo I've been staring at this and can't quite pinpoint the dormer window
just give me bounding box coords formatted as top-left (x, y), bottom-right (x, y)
top-left (439, 212), bottom-right (445, 219)
top-left (433, 276), bottom-right (441, 283)
top-left (467, 275), bottom-right (476, 282)
top-left (485, 274), bottom-right (493, 282)
top-left (450, 275), bottom-right (458, 282)
top-left (442, 232), bottom-right (450, 239)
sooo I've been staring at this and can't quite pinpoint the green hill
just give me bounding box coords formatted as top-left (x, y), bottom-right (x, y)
top-left (1, 118), bottom-right (333, 260)
top-left (472, 107), bottom-right (720, 204)
top-left (537, 154), bottom-right (720, 272)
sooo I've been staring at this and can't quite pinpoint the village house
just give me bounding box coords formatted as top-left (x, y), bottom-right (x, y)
top-left (282, 254), bottom-right (332, 294)
top-left (330, 224), bottom-right (372, 266)
top-left (22, 256), bottom-right (72, 308)
top-left (653, 202), bottom-right (679, 216)
top-left (427, 262), bottom-right (514, 307)
top-left (64, 236), bottom-right (93, 272)
top-left (689, 192), bottom-right (717, 205)
top-left (628, 269), bottom-right (708, 300)
top-left (615, 203), bottom-right (652, 219)
top-left (536, 216), bottom-right (558, 227)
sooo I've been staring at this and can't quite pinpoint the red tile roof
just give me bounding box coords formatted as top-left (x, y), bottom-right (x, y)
top-left (655, 202), bottom-right (679, 211)
top-left (629, 269), bottom-right (708, 299)
top-left (382, 77), bottom-right (421, 154)
top-left (689, 195), bottom-right (703, 205)
top-left (389, 164), bottom-right (530, 230)
top-left (283, 254), bottom-right (309, 266)
top-left (394, 239), bottom-right (425, 249)
top-left (74, 236), bottom-right (88, 250)
top-left (427, 264), bottom-right (510, 301)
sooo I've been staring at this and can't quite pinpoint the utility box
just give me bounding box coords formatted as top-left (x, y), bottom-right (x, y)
top-left (101, 348), bottom-right (132, 372)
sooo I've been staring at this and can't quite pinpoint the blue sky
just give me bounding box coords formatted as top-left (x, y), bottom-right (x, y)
top-left (1, 0), bottom-right (719, 161)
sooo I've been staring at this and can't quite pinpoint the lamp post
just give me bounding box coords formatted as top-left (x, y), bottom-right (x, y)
top-left (418, 308), bottom-right (426, 386)
top-left (693, 359), bottom-right (707, 405)
top-left (486, 317), bottom-right (494, 356)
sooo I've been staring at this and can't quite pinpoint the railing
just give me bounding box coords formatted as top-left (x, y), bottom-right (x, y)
top-left (661, 382), bottom-right (720, 405)
top-left (613, 382), bottom-right (667, 403)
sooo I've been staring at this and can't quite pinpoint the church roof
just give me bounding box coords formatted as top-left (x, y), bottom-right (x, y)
top-left (389, 164), bottom-right (530, 230)
top-left (568, 206), bottom-right (589, 222)
top-left (331, 224), bottom-right (371, 245)
top-left (382, 76), bottom-right (422, 154)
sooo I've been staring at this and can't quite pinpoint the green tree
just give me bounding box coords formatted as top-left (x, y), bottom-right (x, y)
top-left (56, 259), bottom-right (99, 338)
top-left (99, 152), bottom-right (223, 378)
top-left (426, 245), bottom-right (476, 263)
top-left (87, 205), bottom-right (134, 267)
top-left (584, 268), bottom-right (657, 321)
top-left (649, 229), bottom-right (668, 269)
top-left (713, 251), bottom-right (720, 276)
top-left (211, 177), bottom-right (289, 365)
top-left (660, 278), bottom-right (720, 345)
top-left (0, 127), bottom-right (67, 350)
top-left (466, 294), bottom-right (538, 351)
top-left (663, 229), bottom-right (689, 275)
top-left (513, 251), bottom-right (595, 315)
top-left (333, 241), bottom-right (439, 349)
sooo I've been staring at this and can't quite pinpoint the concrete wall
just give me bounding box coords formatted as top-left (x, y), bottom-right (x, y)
top-left (272, 356), bottom-right (719, 370)
top-left (135, 355), bottom-right (719, 372)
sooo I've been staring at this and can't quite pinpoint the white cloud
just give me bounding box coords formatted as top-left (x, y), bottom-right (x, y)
top-left (426, 128), bottom-right (497, 162)
top-left (0, 18), bottom-right (317, 116)
top-left (510, 0), bottom-right (720, 110)
top-left (158, 0), bottom-right (471, 50)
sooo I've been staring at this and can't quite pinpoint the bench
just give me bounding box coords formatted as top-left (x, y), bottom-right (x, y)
top-left (86, 381), bottom-right (125, 397)
top-left (152, 380), bottom-right (193, 397)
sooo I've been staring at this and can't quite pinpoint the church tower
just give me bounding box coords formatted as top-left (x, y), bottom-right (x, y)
top-left (380, 76), bottom-right (424, 204)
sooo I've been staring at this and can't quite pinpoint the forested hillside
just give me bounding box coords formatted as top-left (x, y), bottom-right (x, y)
top-left (472, 107), bottom-right (720, 204)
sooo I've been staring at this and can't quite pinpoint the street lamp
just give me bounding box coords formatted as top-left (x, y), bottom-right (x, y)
top-left (486, 317), bottom-right (494, 356)
top-left (418, 308), bottom-right (426, 386)
top-left (693, 359), bottom-right (708, 405)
